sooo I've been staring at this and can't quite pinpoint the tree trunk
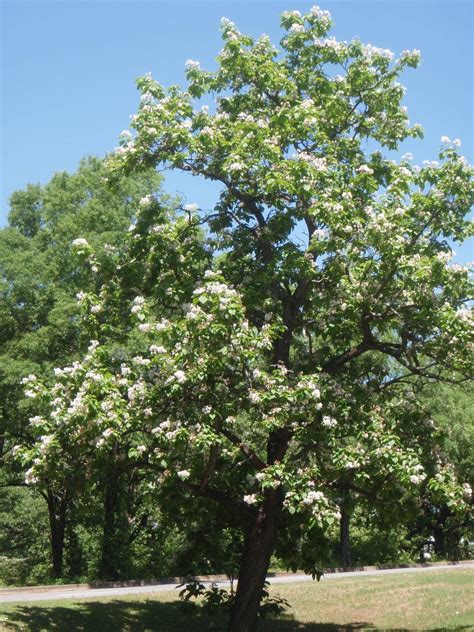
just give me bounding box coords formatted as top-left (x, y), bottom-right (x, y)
top-left (340, 503), bottom-right (351, 568)
top-left (100, 461), bottom-right (129, 580)
top-left (228, 490), bottom-right (283, 632)
top-left (65, 508), bottom-right (83, 578)
top-left (47, 490), bottom-right (68, 579)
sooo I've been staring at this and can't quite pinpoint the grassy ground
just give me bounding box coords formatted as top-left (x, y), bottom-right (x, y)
top-left (0, 569), bottom-right (472, 631)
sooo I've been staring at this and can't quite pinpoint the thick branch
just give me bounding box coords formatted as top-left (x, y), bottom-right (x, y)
top-left (221, 427), bottom-right (266, 471)
top-left (183, 481), bottom-right (257, 524)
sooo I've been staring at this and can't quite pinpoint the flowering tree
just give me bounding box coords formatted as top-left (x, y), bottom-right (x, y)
top-left (18, 7), bottom-right (473, 631)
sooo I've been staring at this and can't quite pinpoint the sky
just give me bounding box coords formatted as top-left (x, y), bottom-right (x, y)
top-left (1, 0), bottom-right (473, 260)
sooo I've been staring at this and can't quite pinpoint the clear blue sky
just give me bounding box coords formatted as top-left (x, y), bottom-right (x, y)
top-left (1, 0), bottom-right (472, 260)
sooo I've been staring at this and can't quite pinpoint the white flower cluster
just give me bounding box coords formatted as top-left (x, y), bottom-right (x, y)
top-left (243, 493), bottom-right (258, 505)
top-left (139, 195), bottom-right (153, 206)
top-left (72, 238), bottom-right (89, 248)
top-left (131, 296), bottom-right (145, 314)
top-left (401, 49), bottom-right (421, 62)
top-left (115, 141), bottom-right (135, 157)
top-left (185, 59), bottom-right (201, 71)
top-left (173, 370), bottom-right (186, 384)
top-left (195, 281), bottom-right (238, 299)
top-left (229, 161), bottom-right (246, 172)
top-left (312, 228), bottom-right (328, 241)
top-left (298, 152), bottom-right (327, 172)
top-left (322, 415), bottom-right (337, 428)
top-left (302, 489), bottom-right (326, 505)
top-left (184, 203), bottom-right (199, 212)
top-left (220, 17), bottom-right (235, 31)
top-left (363, 44), bottom-right (394, 62)
top-left (282, 10), bottom-right (301, 21)
top-left (149, 344), bottom-right (166, 355)
top-left (310, 5), bottom-right (331, 24)
top-left (441, 136), bottom-right (461, 147)
top-left (289, 23), bottom-right (305, 34)
top-left (409, 464), bottom-right (426, 485)
top-left (314, 37), bottom-right (344, 54)
top-left (25, 467), bottom-right (39, 486)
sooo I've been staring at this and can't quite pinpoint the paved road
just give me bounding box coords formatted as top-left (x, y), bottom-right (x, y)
top-left (1, 563), bottom-right (472, 604)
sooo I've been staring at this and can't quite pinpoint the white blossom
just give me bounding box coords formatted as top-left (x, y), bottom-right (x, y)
top-left (243, 493), bottom-right (258, 505)
top-left (177, 469), bottom-right (190, 480)
top-left (72, 238), bottom-right (89, 248)
top-left (229, 161), bottom-right (246, 172)
top-left (310, 6), bottom-right (331, 23)
top-left (303, 490), bottom-right (326, 505)
top-left (249, 391), bottom-right (261, 405)
top-left (139, 195), bottom-right (153, 206)
top-left (322, 416), bottom-right (337, 428)
top-left (220, 17), bottom-right (235, 30)
top-left (149, 344), bottom-right (166, 355)
top-left (25, 468), bottom-right (39, 485)
top-left (184, 203), bottom-right (199, 212)
top-left (173, 370), bottom-right (186, 384)
top-left (289, 23), bottom-right (305, 33)
top-left (185, 59), bottom-right (201, 71)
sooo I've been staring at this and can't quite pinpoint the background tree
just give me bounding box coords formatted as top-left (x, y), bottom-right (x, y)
top-left (1, 156), bottom-right (163, 580)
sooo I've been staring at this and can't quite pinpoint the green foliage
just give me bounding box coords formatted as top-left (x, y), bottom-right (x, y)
top-left (0, 486), bottom-right (49, 584)
top-left (177, 579), bottom-right (290, 619)
top-left (0, 156), bottom-right (164, 582)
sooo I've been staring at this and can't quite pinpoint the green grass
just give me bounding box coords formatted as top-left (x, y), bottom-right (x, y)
top-left (0, 569), bottom-right (472, 631)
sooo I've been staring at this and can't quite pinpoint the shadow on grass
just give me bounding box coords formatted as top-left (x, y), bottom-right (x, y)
top-left (1, 600), bottom-right (473, 632)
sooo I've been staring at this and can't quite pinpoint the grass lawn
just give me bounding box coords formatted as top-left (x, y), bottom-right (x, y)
top-left (0, 569), bottom-right (472, 631)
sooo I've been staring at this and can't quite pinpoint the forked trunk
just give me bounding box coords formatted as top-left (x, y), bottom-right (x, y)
top-left (228, 490), bottom-right (283, 632)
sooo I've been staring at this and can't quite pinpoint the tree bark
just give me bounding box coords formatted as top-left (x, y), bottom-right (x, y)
top-left (99, 461), bottom-right (129, 580)
top-left (340, 502), bottom-right (351, 568)
top-left (46, 490), bottom-right (68, 579)
top-left (228, 489), bottom-right (283, 632)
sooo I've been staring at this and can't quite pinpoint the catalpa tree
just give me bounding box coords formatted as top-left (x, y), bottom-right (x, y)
top-left (18, 7), bottom-right (473, 631)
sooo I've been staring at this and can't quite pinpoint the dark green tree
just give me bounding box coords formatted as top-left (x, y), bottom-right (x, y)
top-left (1, 156), bottom-right (163, 579)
